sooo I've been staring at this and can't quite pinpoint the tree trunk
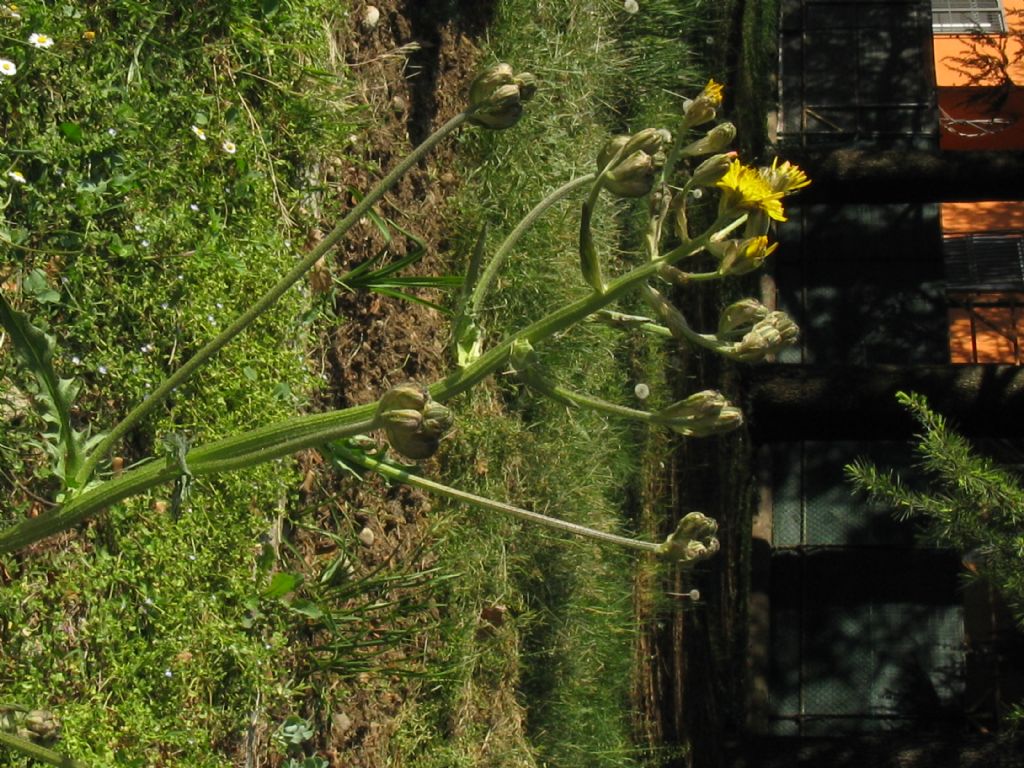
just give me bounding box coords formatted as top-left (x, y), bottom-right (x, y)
top-left (780, 147), bottom-right (1024, 203)
top-left (742, 363), bottom-right (1024, 442)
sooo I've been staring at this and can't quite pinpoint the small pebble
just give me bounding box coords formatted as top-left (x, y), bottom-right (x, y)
top-left (361, 5), bottom-right (380, 30)
top-left (358, 526), bottom-right (375, 547)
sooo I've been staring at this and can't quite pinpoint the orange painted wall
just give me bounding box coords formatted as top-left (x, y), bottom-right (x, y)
top-left (941, 201), bottom-right (1024, 234)
top-left (933, 0), bottom-right (1024, 87)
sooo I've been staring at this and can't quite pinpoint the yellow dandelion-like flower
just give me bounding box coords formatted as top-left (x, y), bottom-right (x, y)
top-left (716, 159), bottom-right (786, 222)
top-left (700, 78), bottom-right (724, 108)
top-left (759, 158), bottom-right (810, 195)
top-left (190, 125), bottom-right (207, 141)
top-left (28, 32), bottom-right (54, 49)
top-left (0, 59), bottom-right (16, 76)
top-left (82, 30), bottom-right (96, 41)
top-left (221, 140), bottom-right (237, 154)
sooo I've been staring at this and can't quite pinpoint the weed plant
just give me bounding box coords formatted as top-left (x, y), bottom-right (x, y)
top-left (1, 3), bottom-right (805, 767)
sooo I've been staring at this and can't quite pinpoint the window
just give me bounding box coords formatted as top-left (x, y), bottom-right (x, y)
top-left (944, 233), bottom-right (1024, 363)
top-left (932, 0), bottom-right (1007, 34)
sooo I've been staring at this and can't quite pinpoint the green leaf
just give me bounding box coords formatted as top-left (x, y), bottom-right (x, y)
top-left (23, 270), bottom-right (61, 304)
top-left (0, 292), bottom-right (83, 485)
top-left (59, 122), bottom-right (84, 143)
top-left (288, 598), bottom-right (324, 620)
top-left (263, 571), bottom-right (303, 599)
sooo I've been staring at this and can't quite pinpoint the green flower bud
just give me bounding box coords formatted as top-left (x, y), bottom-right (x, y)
top-left (680, 406), bottom-right (744, 437)
top-left (378, 382), bottom-right (427, 413)
top-left (717, 298), bottom-right (770, 341)
top-left (678, 122), bottom-right (736, 158)
top-left (658, 389), bottom-right (727, 421)
top-left (23, 710), bottom-right (60, 742)
top-left (681, 79), bottom-right (724, 128)
top-left (658, 511), bottom-right (721, 563)
top-left (515, 72), bottom-right (538, 102)
top-left (604, 151), bottom-right (658, 197)
top-left (709, 235), bottom-right (778, 276)
top-left (654, 390), bottom-right (743, 437)
top-left (690, 151), bottom-right (738, 187)
top-left (596, 130), bottom-right (669, 198)
top-left (731, 312), bottom-right (799, 362)
top-left (422, 401), bottom-right (454, 435)
top-left (623, 127), bottom-right (671, 157)
top-left (377, 383), bottom-right (453, 460)
top-left (468, 63), bottom-right (535, 130)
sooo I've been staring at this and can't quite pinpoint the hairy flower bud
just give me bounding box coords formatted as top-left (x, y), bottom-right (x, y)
top-left (658, 511), bottom-right (721, 563)
top-left (710, 235), bottom-right (778, 276)
top-left (23, 710), bottom-right (60, 742)
top-left (654, 390), bottom-right (743, 437)
top-left (468, 63), bottom-right (536, 130)
top-left (690, 151), bottom-right (737, 187)
top-left (596, 129), bottom-right (669, 198)
top-left (717, 298), bottom-right (771, 341)
top-left (681, 79), bottom-right (724, 128)
top-left (731, 312), bottom-right (799, 362)
top-left (377, 383), bottom-right (453, 459)
top-left (679, 122), bottom-right (736, 158)
top-left (604, 151), bottom-right (658, 197)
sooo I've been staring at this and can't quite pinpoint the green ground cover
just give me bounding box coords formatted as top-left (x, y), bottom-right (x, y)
top-left (1, 1), bottom-right (727, 766)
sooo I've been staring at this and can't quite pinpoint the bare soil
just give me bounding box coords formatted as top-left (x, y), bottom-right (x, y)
top-left (270, 4), bottom-right (497, 766)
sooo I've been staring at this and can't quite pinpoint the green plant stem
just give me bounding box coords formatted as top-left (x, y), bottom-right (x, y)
top-left (542, 382), bottom-right (658, 424)
top-left (469, 173), bottom-right (595, 316)
top-left (74, 109), bottom-right (475, 487)
top-left (333, 443), bottom-right (659, 554)
top-left (0, 731), bottom-right (86, 768)
top-left (0, 215), bottom-right (727, 554)
top-left (592, 310), bottom-right (673, 338)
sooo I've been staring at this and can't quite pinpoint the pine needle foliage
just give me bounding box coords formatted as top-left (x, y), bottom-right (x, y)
top-left (845, 391), bottom-right (1024, 626)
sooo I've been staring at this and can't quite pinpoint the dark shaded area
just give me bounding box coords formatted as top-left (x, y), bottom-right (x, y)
top-left (744, 363), bottom-right (1024, 441)
top-left (732, 732), bottom-right (1024, 768)
top-left (778, 0), bottom-right (937, 151)
top-left (772, 202), bottom-right (948, 367)
top-left (400, 0), bottom-right (497, 145)
top-left (784, 147), bottom-right (1024, 203)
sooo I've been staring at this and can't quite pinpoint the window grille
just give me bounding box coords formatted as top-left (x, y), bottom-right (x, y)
top-left (944, 234), bottom-right (1024, 363)
top-left (931, 0), bottom-right (1007, 34)
top-left (767, 442), bottom-right (966, 737)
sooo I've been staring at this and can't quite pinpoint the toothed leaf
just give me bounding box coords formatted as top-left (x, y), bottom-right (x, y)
top-left (0, 292), bottom-right (83, 486)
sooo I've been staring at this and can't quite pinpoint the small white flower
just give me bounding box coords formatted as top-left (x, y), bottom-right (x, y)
top-left (71, 355), bottom-right (81, 365)
top-left (190, 125), bottom-right (207, 141)
top-left (0, 59), bottom-right (16, 76)
top-left (28, 32), bottom-right (54, 49)
top-left (108, 127), bottom-right (117, 137)
top-left (164, 669), bottom-right (173, 678)
top-left (134, 223), bottom-right (143, 232)
top-left (141, 239), bottom-right (150, 248)
top-left (189, 203), bottom-right (199, 212)
top-left (98, 365), bottom-right (108, 375)
top-left (207, 314), bottom-right (216, 325)
top-left (7, 170), bottom-right (25, 183)
top-left (221, 140), bottom-right (237, 154)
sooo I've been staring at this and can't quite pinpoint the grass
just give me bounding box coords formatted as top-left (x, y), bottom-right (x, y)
top-left (385, 2), bottom-right (723, 767)
top-left (1, 1), bottom-right (361, 765)
top-left (1, 0), bottom-right (729, 766)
